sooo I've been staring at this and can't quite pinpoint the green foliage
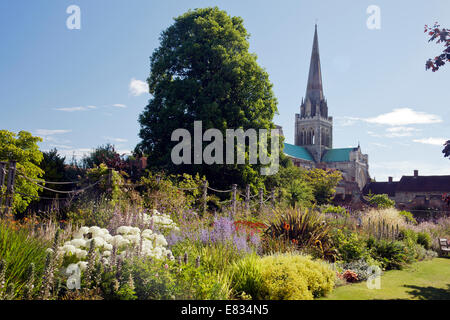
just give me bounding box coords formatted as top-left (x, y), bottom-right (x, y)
top-left (332, 229), bottom-right (368, 263)
top-left (323, 205), bottom-right (349, 217)
top-left (136, 7), bottom-right (279, 190)
top-left (399, 210), bottom-right (417, 224)
top-left (66, 196), bottom-right (116, 228)
top-left (366, 238), bottom-right (414, 270)
top-left (303, 169), bottom-right (342, 205)
top-left (0, 130), bottom-right (44, 213)
top-left (416, 232), bottom-right (432, 250)
top-left (285, 179), bottom-right (314, 208)
top-left (121, 257), bottom-right (231, 300)
top-left (258, 253), bottom-right (335, 300)
top-left (265, 208), bottom-right (337, 261)
top-left (368, 193), bottom-right (395, 209)
top-left (81, 143), bottom-right (118, 169)
top-left (229, 254), bottom-right (264, 299)
top-left (0, 220), bottom-right (49, 298)
top-left (86, 163), bottom-right (124, 205)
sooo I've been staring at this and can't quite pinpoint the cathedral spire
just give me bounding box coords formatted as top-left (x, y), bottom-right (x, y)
top-left (305, 24), bottom-right (324, 104)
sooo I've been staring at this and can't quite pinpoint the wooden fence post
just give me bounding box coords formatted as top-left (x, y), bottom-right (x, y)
top-left (202, 180), bottom-right (208, 215)
top-left (4, 161), bottom-right (17, 217)
top-left (245, 185), bottom-right (250, 215)
top-left (259, 188), bottom-right (264, 211)
top-left (232, 184), bottom-right (237, 216)
top-left (0, 162), bottom-right (6, 209)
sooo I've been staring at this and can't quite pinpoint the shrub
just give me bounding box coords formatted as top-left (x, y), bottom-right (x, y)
top-left (322, 205), bottom-right (348, 217)
top-left (416, 232), bottom-right (432, 250)
top-left (398, 211), bottom-right (417, 224)
top-left (258, 253), bottom-right (335, 300)
top-left (367, 194), bottom-right (395, 209)
top-left (336, 259), bottom-right (379, 282)
top-left (366, 238), bottom-right (413, 270)
top-left (332, 229), bottom-right (368, 262)
top-left (265, 208), bottom-right (337, 261)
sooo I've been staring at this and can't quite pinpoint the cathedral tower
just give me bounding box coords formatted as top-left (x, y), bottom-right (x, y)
top-left (295, 24), bottom-right (333, 162)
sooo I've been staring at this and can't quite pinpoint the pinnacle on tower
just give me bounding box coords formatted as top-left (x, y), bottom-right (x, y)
top-left (305, 24), bottom-right (324, 104)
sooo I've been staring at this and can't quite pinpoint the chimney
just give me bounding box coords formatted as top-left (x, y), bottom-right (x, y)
top-left (414, 170), bottom-right (419, 177)
top-left (388, 177), bottom-right (393, 183)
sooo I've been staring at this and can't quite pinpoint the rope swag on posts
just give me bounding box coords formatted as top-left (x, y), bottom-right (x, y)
top-left (0, 161), bottom-right (281, 217)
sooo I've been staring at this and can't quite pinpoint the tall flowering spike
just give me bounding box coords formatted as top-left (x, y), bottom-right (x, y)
top-left (23, 263), bottom-right (35, 300)
top-left (183, 252), bottom-right (188, 265)
top-left (52, 229), bottom-right (61, 253)
top-left (127, 273), bottom-right (135, 291)
top-left (195, 256), bottom-right (200, 268)
top-left (0, 260), bottom-right (6, 300)
top-left (5, 282), bottom-right (15, 300)
top-left (85, 239), bottom-right (96, 288)
top-left (39, 252), bottom-right (53, 300)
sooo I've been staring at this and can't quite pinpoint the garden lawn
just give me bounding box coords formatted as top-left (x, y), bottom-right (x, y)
top-left (322, 258), bottom-right (450, 300)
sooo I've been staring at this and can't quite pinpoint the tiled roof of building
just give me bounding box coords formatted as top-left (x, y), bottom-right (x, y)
top-left (283, 143), bottom-right (314, 162)
top-left (322, 148), bottom-right (357, 163)
top-left (397, 175), bottom-right (450, 192)
top-left (363, 182), bottom-right (398, 197)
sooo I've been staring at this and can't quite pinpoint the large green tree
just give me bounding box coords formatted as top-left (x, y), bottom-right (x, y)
top-left (136, 7), bottom-right (279, 189)
top-left (0, 130), bottom-right (44, 213)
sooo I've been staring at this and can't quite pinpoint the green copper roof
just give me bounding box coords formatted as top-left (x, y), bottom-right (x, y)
top-left (283, 143), bottom-right (314, 162)
top-left (322, 148), bottom-right (356, 162)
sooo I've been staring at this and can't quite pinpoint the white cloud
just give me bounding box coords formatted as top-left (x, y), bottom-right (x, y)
top-left (385, 126), bottom-right (420, 138)
top-left (412, 137), bottom-right (447, 146)
top-left (36, 129), bottom-right (72, 136)
top-left (54, 106), bottom-right (97, 112)
top-left (365, 108), bottom-right (442, 126)
top-left (129, 78), bottom-right (148, 96)
top-left (112, 104), bottom-right (127, 108)
top-left (104, 136), bottom-right (128, 143)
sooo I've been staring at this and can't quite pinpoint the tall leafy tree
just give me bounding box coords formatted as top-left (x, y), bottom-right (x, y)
top-left (0, 130), bottom-right (44, 213)
top-left (443, 140), bottom-right (450, 159)
top-left (425, 22), bottom-right (449, 72)
top-left (136, 7), bottom-right (279, 189)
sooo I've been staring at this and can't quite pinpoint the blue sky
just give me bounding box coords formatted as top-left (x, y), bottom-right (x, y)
top-left (0, 0), bottom-right (449, 181)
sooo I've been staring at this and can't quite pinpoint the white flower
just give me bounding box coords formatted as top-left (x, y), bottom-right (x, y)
top-left (101, 233), bottom-right (113, 243)
top-left (155, 234), bottom-right (168, 247)
top-left (102, 250), bottom-right (111, 257)
top-left (69, 239), bottom-right (87, 248)
top-left (79, 226), bottom-right (90, 234)
top-left (75, 249), bottom-right (87, 259)
top-left (77, 261), bottom-right (88, 271)
top-left (62, 244), bottom-right (77, 255)
top-left (141, 229), bottom-right (153, 239)
top-left (88, 226), bottom-right (102, 237)
top-left (117, 226), bottom-right (131, 235)
top-left (46, 248), bottom-right (54, 255)
top-left (124, 234), bottom-right (140, 245)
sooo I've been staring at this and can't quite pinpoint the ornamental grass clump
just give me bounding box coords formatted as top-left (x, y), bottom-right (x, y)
top-left (0, 220), bottom-right (49, 298)
top-left (265, 208), bottom-right (337, 261)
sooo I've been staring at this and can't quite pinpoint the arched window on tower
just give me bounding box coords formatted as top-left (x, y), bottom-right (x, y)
top-left (311, 129), bottom-right (315, 145)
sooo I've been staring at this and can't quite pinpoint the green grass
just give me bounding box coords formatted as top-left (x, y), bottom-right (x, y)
top-left (322, 258), bottom-right (450, 300)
